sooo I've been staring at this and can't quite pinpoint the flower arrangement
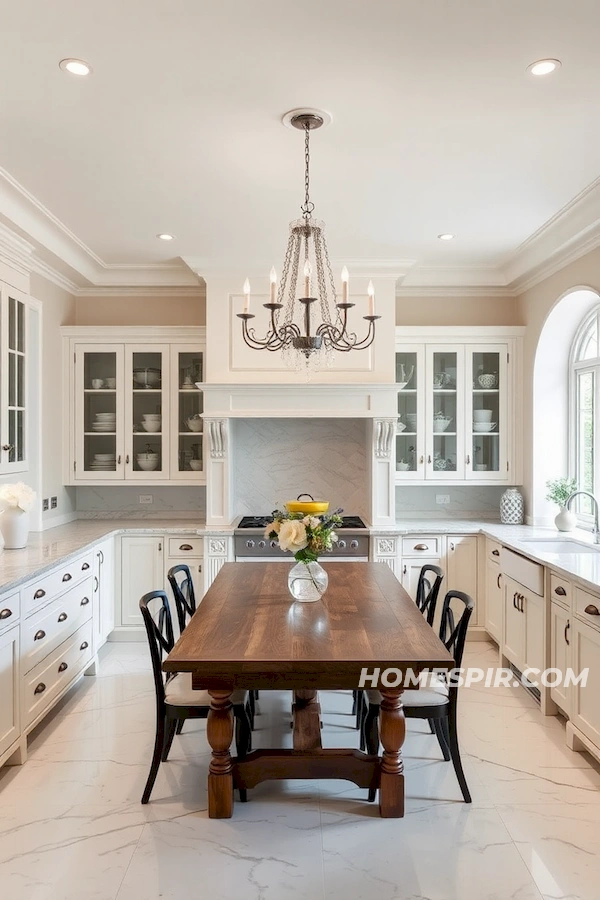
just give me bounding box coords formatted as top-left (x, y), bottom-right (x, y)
top-left (0, 481), bottom-right (37, 512)
top-left (265, 508), bottom-right (343, 563)
top-left (546, 477), bottom-right (578, 508)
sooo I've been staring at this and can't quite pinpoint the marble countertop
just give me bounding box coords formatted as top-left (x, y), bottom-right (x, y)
top-left (3, 516), bottom-right (600, 599)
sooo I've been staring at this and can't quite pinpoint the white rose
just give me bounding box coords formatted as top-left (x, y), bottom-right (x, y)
top-left (329, 531), bottom-right (338, 543)
top-left (278, 519), bottom-right (308, 554)
top-left (308, 516), bottom-right (320, 529)
top-left (264, 519), bottom-right (281, 537)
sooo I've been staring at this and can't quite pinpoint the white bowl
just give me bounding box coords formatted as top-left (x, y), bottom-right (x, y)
top-left (186, 418), bottom-right (203, 432)
top-left (478, 374), bottom-right (497, 389)
top-left (142, 414), bottom-right (161, 421)
top-left (142, 421), bottom-right (161, 433)
top-left (133, 368), bottom-right (161, 387)
top-left (473, 422), bottom-right (497, 432)
top-left (189, 459), bottom-right (202, 471)
top-left (137, 458), bottom-right (159, 471)
top-left (473, 409), bottom-right (493, 422)
top-left (397, 462), bottom-right (411, 471)
top-left (433, 417), bottom-right (452, 432)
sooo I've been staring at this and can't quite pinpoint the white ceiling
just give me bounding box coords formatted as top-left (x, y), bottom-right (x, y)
top-left (2, 0), bottom-right (600, 292)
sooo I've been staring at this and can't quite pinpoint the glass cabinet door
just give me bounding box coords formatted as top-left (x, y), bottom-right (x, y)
top-left (171, 348), bottom-right (203, 479)
top-left (466, 346), bottom-right (508, 480)
top-left (75, 347), bottom-right (123, 480)
top-left (126, 347), bottom-right (168, 479)
top-left (427, 347), bottom-right (463, 479)
top-left (1, 289), bottom-right (27, 472)
top-left (395, 349), bottom-right (423, 478)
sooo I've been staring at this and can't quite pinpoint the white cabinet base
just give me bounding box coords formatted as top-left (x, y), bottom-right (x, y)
top-left (566, 720), bottom-right (600, 766)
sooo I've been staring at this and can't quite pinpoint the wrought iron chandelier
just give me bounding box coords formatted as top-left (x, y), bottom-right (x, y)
top-left (238, 109), bottom-right (379, 369)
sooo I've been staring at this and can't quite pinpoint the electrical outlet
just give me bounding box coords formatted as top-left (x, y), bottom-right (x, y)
top-left (42, 498), bottom-right (49, 511)
top-left (50, 496), bottom-right (57, 509)
top-left (436, 494), bottom-right (451, 505)
top-left (139, 494), bottom-right (153, 505)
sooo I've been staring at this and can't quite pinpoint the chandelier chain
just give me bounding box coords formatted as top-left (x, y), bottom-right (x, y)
top-left (301, 123), bottom-right (314, 219)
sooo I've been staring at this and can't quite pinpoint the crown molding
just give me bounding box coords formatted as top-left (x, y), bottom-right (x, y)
top-left (74, 284), bottom-right (205, 298)
top-left (396, 284), bottom-right (515, 298)
top-left (29, 256), bottom-right (80, 293)
top-left (401, 264), bottom-right (511, 289)
top-left (0, 220), bottom-right (35, 276)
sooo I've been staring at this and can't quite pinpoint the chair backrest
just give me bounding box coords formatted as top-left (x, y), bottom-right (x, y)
top-left (416, 564), bottom-right (444, 627)
top-left (139, 590), bottom-right (175, 706)
top-left (438, 590), bottom-right (474, 674)
top-left (167, 564), bottom-right (197, 634)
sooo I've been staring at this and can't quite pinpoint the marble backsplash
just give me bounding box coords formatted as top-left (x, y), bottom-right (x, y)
top-left (395, 485), bottom-right (506, 519)
top-left (231, 418), bottom-right (369, 518)
top-left (76, 486), bottom-right (205, 519)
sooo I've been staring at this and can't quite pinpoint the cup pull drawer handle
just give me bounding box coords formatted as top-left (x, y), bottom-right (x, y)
top-left (555, 586), bottom-right (567, 596)
top-left (80, 597), bottom-right (90, 606)
top-left (81, 562), bottom-right (90, 571)
top-left (0, 608), bottom-right (12, 619)
top-left (34, 683), bottom-right (46, 695)
top-left (58, 662), bottom-right (68, 673)
top-left (584, 603), bottom-right (600, 616)
top-left (34, 589), bottom-right (46, 599)
top-left (414, 543), bottom-right (429, 551)
top-left (62, 573), bottom-right (72, 582)
top-left (492, 549), bottom-right (500, 557)
top-left (179, 544), bottom-right (193, 551)
top-left (34, 629), bottom-right (46, 641)
top-left (80, 641), bottom-right (89, 651)
top-left (57, 612), bottom-right (68, 623)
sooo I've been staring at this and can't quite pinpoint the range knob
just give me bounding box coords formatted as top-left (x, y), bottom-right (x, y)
top-left (338, 539), bottom-right (347, 549)
top-left (245, 539), bottom-right (255, 549)
top-left (258, 540), bottom-right (266, 549)
top-left (350, 539), bottom-right (359, 549)
top-left (270, 540), bottom-right (278, 549)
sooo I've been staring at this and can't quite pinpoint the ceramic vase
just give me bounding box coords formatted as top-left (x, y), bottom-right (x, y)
top-left (288, 560), bottom-right (328, 602)
top-left (555, 506), bottom-right (577, 532)
top-left (500, 488), bottom-right (524, 525)
top-left (0, 507), bottom-right (29, 549)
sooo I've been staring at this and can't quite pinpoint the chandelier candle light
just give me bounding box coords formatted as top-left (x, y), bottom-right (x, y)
top-left (238, 109), bottom-right (380, 370)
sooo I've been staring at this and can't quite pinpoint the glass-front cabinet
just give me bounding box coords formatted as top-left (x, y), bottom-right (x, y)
top-left (71, 335), bottom-right (204, 483)
top-left (0, 285), bottom-right (28, 474)
top-left (395, 339), bottom-right (512, 483)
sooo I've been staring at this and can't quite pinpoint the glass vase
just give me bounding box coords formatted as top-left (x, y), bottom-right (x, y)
top-left (287, 560), bottom-right (328, 602)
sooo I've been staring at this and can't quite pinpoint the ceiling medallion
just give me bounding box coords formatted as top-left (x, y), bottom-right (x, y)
top-left (238, 108), bottom-right (380, 371)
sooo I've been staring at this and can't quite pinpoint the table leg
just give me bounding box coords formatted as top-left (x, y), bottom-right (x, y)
top-left (292, 690), bottom-right (322, 750)
top-left (207, 689), bottom-right (234, 818)
top-left (378, 687), bottom-right (406, 817)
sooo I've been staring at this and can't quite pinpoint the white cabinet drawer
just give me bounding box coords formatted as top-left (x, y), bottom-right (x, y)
top-left (23, 551), bottom-right (95, 616)
top-left (401, 536), bottom-right (441, 556)
top-left (487, 539), bottom-right (502, 563)
top-left (22, 578), bottom-right (93, 674)
top-left (23, 621), bottom-right (93, 729)
top-left (574, 587), bottom-right (600, 631)
top-left (167, 537), bottom-right (203, 557)
top-left (550, 573), bottom-right (572, 609)
top-left (500, 547), bottom-right (544, 596)
top-left (0, 591), bottom-right (19, 635)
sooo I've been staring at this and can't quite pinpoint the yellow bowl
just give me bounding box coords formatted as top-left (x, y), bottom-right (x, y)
top-left (285, 495), bottom-right (329, 515)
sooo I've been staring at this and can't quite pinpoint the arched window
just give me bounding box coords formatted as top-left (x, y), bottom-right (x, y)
top-left (571, 307), bottom-right (600, 519)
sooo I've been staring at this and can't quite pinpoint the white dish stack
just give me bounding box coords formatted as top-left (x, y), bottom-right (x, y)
top-left (473, 409), bottom-right (496, 432)
top-left (90, 453), bottom-right (116, 471)
top-left (91, 412), bottom-right (116, 432)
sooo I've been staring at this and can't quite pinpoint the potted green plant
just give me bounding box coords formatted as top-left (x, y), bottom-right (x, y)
top-left (546, 477), bottom-right (579, 531)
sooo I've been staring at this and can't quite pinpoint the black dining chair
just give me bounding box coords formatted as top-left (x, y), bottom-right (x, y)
top-left (139, 589), bottom-right (253, 804)
top-left (361, 589), bottom-right (474, 803)
top-left (353, 563), bottom-right (445, 729)
top-left (168, 563), bottom-right (257, 728)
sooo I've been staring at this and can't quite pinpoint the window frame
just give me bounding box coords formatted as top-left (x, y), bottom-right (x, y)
top-left (570, 306), bottom-right (600, 527)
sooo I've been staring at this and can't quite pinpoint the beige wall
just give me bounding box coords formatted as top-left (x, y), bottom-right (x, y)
top-left (516, 247), bottom-right (600, 514)
top-left (75, 294), bottom-right (205, 326)
top-left (396, 294), bottom-right (522, 326)
top-left (30, 273), bottom-right (77, 524)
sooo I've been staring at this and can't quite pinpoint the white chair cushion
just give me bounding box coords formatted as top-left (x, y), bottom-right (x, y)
top-left (165, 673), bottom-right (247, 708)
top-left (366, 674), bottom-right (449, 708)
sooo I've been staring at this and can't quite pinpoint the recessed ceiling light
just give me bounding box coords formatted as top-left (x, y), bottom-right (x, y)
top-left (527, 58), bottom-right (561, 76)
top-left (59, 58), bottom-right (92, 76)
top-left (156, 233), bottom-right (175, 241)
top-left (437, 233), bottom-right (455, 241)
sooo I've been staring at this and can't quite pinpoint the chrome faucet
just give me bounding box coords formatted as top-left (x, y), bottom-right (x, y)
top-left (566, 491), bottom-right (600, 543)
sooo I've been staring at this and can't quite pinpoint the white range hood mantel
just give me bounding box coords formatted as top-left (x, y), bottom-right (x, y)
top-left (199, 383), bottom-right (399, 418)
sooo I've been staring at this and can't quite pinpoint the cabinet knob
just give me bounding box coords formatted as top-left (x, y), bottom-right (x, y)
top-left (403, 565), bottom-right (407, 575)
top-left (466, 455), bottom-right (470, 465)
top-left (419, 455), bottom-right (424, 464)
top-left (126, 454), bottom-right (130, 464)
top-left (57, 612), bottom-right (68, 623)
top-left (584, 603), bottom-right (600, 616)
top-left (81, 562), bottom-right (90, 571)
top-left (34, 629), bottom-right (46, 641)
top-left (427, 455), bottom-right (432, 464)
top-left (80, 641), bottom-right (89, 651)
top-left (34, 683), bottom-right (46, 695)
top-left (34, 588), bottom-right (46, 600)
top-left (0, 608), bottom-right (12, 620)
top-left (554, 586), bottom-right (567, 597)
top-left (492, 549), bottom-right (500, 557)
top-left (58, 662), bottom-right (69, 673)
top-left (564, 620), bottom-right (570, 645)
top-left (449, 542), bottom-right (455, 551)
top-left (2, 443), bottom-right (14, 452)
top-left (62, 573), bottom-right (72, 582)
top-left (80, 597), bottom-right (90, 606)
top-left (118, 455), bottom-right (122, 464)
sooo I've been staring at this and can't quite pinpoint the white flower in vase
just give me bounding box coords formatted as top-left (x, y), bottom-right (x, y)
top-left (0, 481), bottom-right (37, 512)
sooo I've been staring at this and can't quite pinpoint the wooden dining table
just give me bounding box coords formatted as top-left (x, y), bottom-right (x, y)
top-left (163, 561), bottom-right (454, 819)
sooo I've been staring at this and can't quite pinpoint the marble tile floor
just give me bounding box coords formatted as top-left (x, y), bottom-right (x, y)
top-left (1, 641), bottom-right (600, 900)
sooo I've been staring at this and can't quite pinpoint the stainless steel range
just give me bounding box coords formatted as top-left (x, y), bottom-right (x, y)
top-left (234, 515), bottom-right (370, 561)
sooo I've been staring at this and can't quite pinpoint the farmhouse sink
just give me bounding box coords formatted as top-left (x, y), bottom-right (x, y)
top-left (520, 539), bottom-right (599, 554)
